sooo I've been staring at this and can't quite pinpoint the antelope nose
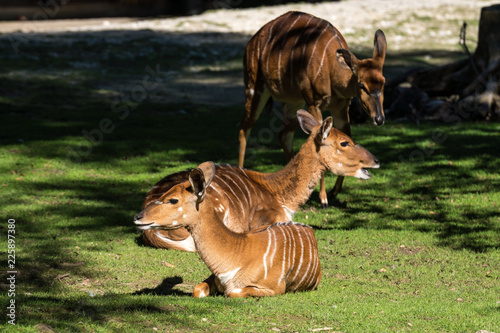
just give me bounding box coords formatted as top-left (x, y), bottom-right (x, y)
top-left (374, 158), bottom-right (380, 165)
top-left (134, 212), bottom-right (144, 222)
top-left (374, 115), bottom-right (385, 126)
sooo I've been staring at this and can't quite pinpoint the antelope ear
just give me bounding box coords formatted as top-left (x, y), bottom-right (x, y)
top-left (373, 29), bottom-right (387, 64)
top-left (336, 48), bottom-right (357, 74)
top-left (318, 117), bottom-right (333, 142)
top-left (196, 161), bottom-right (215, 187)
top-left (189, 168), bottom-right (205, 203)
top-left (189, 161), bottom-right (215, 203)
top-left (297, 109), bottom-right (320, 134)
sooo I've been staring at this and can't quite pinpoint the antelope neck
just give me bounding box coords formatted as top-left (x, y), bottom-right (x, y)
top-left (260, 137), bottom-right (324, 212)
top-left (188, 200), bottom-right (246, 276)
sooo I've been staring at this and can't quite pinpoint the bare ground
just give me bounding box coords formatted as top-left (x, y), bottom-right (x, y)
top-left (0, 0), bottom-right (496, 107)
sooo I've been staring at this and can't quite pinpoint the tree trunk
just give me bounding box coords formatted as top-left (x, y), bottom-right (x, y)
top-left (387, 4), bottom-right (500, 121)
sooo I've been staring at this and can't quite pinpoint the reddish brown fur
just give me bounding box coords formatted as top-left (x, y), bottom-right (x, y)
top-left (135, 163), bottom-right (321, 298)
top-left (140, 111), bottom-right (379, 252)
top-left (239, 11), bottom-right (387, 208)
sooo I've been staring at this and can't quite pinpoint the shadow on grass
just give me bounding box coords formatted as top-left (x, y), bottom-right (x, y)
top-left (0, 28), bottom-right (498, 307)
top-left (319, 122), bottom-right (500, 252)
top-left (6, 293), bottom-right (207, 331)
top-left (133, 276), bottom-right (191, 296)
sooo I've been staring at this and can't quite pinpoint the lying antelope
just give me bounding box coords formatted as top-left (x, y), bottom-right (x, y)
top-left (239, 11), bottom-right (387, 208)
top-left (134, 162), bottom-right (322, 297)
top-left (141, 111), bottom-right (379, 252)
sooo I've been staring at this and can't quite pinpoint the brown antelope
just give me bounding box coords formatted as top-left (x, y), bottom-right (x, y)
top-left (140, 110), bottom-right (379, 252)
top-left (239, 11), bottom-right (387, 208)
top-left (134, 161), bottom-right (322, 297)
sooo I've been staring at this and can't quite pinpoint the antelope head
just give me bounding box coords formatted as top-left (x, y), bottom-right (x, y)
top-left (297, 110), bottom-right (379, 179)
top-left (134, 162), bottom-right (216, 231)
top-left (336, 30), bottom-right (387, 126)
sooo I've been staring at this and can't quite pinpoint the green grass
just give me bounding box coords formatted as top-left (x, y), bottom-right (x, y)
top-left (1, 22), bottom-right (499, 333)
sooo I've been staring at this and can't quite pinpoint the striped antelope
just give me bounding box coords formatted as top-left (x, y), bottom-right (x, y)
top-left (239, 11), bottom-right (387, 208)
top-left (140, 110), bottom-right (379, 252)
top-left (134, 162), bottom-right (321, 297)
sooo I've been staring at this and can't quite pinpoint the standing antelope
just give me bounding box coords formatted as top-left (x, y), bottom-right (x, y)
top-left (134, 161), bottom-right (322, 297)
top-left (141, 111), bottom-right (379, 252)
top-left (239, 11), bottom-right (387, 208)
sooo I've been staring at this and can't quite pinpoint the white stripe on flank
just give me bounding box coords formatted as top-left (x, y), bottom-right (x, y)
top-left (250, 179), bottom-right (266, 203)
top-left (313, 33), bottom-right (338, 83)
top-left (303, 229), bottom-right (319, 288)
top-left (295, 229), bottom-right (313, 288)
top-left (214, 174), bottom-right (244, 214)
top-left (263, 19), bottom-right (278, 75)
top-left (226, 169), bottom-right (251, 207)
top-left (290, 227), bottom-right (305, 286)
top-left (279, 225), bottom-right (288, 284)
top-left (282, 225), bottom-right (294, 282)
top-left (307, 22), bottom-right (329, 78)
top-left (287, 226), bottom-right (297, 281)
top-left (331, 25), bottom-right (344, 48)
top-left (209, 183), bottom-right (223, 198)
top-left (290, 15), bottom-right (313, 85)
top-left (268, 227), bottom-right (277, 269)
top-left (301, 19), bottom-right (323, 72)
top-left (231, 170), bottom-right (253, 207)
top-left (303, 229), bottom-right (317, 288)
top-left (278, 14), bottom-right (301, 91)
top-left (262, 229), bottom-right (272, 280)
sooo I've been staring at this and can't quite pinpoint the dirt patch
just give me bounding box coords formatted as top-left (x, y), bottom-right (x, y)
top-left (0, 0), bottom-right (496, 108)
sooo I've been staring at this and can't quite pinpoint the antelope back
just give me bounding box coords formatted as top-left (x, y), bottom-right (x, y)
top-left (246, 11), bottom-right (348, 95)
top-left (246, 11), bottom-right (386, 125)
top-left (208, 165), bottom-right (289, 231)
top-left (140, 164), bottom-right (289, 249)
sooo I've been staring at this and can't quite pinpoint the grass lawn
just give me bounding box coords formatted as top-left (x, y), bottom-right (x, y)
top-left (1, 13), bottom-right (500, 333)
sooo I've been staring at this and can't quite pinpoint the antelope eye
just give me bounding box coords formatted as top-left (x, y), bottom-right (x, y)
top-left (340, 141), bottom-right (349, 147)
top-left (359, 82), bottom-right (365, 90)
top-left (168, 199), bottom-right (179, 204)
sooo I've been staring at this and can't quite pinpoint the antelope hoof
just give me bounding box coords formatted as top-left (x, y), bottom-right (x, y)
top-left (320, 198), bottom-right (329, 209)
top-left (192, 282), bottom-right (211, 298)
